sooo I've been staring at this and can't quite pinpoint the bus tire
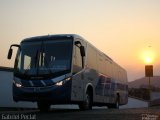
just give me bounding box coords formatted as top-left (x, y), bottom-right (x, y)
top-left (115, 93), bottom-right (120, 109)
top-left (114, 99), bottom-right (119, 109)
top-left (37, 101), bottom-right (50, 112)
top-left (78, 90), bottom-right (92, 110)
top-left (107, 94), bottom-right (120, 109)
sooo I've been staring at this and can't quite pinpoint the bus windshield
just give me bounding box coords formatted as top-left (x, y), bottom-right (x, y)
top-left (14, 38), bottom-right (73, 79)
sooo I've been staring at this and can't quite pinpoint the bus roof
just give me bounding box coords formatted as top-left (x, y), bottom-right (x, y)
top-left (22, 34), bottom-right (84, 43)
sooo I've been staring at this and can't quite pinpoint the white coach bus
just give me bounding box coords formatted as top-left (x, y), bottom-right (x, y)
top-left (7, 34), bottom-right (128, 111)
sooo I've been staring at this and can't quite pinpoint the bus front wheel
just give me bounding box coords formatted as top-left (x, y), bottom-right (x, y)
top-left (78, 90), bottom-right (92, 110)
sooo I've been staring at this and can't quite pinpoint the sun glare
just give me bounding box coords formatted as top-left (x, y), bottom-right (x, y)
top-left (145, 56), bottom-right (152, 64)
top-left (139, 46), bottom-right (156, 65)
top-left (143, 49), bottom-right (155, 65)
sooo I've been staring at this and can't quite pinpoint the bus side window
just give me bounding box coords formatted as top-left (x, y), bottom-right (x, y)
top-left (73, 45), bottom-right (82, 74)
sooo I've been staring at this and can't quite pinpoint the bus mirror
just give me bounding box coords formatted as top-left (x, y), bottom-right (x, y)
top-left (7, 44), bottom-right (21, 60)
top-left (7, 48), bottom-right (13, 59)
top-left (80, 46), bottom-right (85, 57)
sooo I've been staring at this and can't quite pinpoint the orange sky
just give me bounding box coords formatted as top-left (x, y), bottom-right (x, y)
top-left (0, 0), bottom-right (160, 81)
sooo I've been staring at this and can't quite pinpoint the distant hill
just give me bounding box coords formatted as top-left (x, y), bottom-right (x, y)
top-left (128, 76), bottom-right (160, 88)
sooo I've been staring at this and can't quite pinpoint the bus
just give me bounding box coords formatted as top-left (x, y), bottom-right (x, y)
top-left (7, 34), bottom-right (128, 111)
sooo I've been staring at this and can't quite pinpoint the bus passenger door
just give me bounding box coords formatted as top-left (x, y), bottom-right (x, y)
top-left (71, 43), bottom-right (85, 102)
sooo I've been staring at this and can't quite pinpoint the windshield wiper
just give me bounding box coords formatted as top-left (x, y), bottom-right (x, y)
top-left (39, 40), bottom-right (54, 76)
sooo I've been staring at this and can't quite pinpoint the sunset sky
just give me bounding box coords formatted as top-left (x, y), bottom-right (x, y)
top-left (0, 0), bottom-right (160, 81)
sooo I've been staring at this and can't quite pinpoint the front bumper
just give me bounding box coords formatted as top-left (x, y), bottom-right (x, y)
top-left (13, 80), bottom-right (72, 103)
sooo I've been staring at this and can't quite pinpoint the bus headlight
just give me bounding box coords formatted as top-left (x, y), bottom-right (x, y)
top-left (55, 77), bottom-right (71, 86)
top-left (55, 81), bottom-right (63, 86)
top-left (15, 83), bottom-right (22, 88)
top-left (13, 78), bottom-right (23, 88)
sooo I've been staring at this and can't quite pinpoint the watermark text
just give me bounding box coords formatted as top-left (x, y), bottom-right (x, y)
top-left (1, 113), bottom-right (36, 120)
top-left (142, 114), bottom-right (159, 120)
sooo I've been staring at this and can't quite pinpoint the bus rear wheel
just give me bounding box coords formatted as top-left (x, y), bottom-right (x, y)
top-left (79, 90), bottom-right (92, 110)
top-left (37, 101), bottom-right (51, 112)
top-left (112, 99), bottom-right (119, 109)
top-left (107, 94), bottom-right (120, 109)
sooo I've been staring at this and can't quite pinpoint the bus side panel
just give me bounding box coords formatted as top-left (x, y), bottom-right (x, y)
top-left (70, 72), bottom-right (84, 102)
top-left (85, 44), bottom-right (105, 103)
top-left (86, 43), bottom-right (128, 105)
top-left (70, 38), bottom-right (128, 105)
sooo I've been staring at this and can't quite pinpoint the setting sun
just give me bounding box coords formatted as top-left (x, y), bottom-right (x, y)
top-left (145, 56), bottom-right (152, 64)
top-left (139, 46), bottom-right (156, 65)
top-left (143, 49), bottom-right (155, 65)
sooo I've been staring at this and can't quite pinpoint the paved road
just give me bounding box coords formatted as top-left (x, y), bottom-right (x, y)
top-left (0, 107), bottom-right (160, 120)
